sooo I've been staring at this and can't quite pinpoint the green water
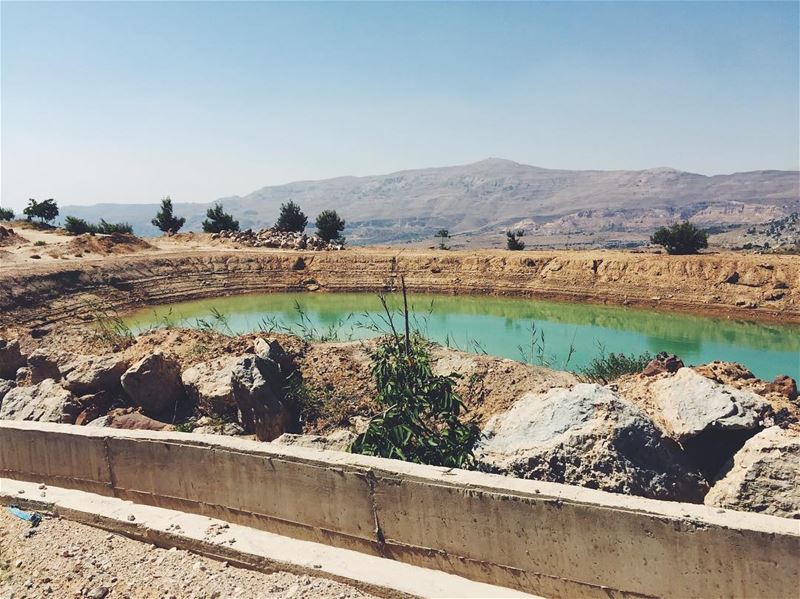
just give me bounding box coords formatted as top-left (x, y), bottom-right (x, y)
top-left (122, 292), bottom-right (800, 380)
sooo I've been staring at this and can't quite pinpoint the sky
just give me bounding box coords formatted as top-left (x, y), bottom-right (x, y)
top-left (1, 1), bottom-right (798, 211)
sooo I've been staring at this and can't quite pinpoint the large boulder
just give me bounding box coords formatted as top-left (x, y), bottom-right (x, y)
top-left (705, 426), bottom-right (800, 519)
top-left (61, 354), bottom-right (130, 395)
top-left (26, 349), bottom-right (61, 384)
top-left (120, 352), bottom-right (184, 417)
top-left (181, 356), bottom-right (239, 417)
top-left (475, 384), bottom-right (708, 502)
top-left (231, 354), bottom-right (297, 441)
top-left (649, 368), bottom-right (770, 442)
top-left (0, 339), bottom-right (24, 379)
top-left (0, 379), bottom-right (80, 423)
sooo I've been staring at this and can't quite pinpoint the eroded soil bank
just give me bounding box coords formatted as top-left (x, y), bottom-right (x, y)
top-left (0, 247), bottom-right (798, 331)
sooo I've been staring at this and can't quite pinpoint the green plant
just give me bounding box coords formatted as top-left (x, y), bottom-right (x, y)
top-left (0, 207), bottom-right (14, 221)
top-left (33, 240), bottom-right (46, 247)
top-left (579, 349), bottom-right (652, 384)
top-left (434, 228), bottom-right (450, 250)
top-left (202, 203), bottom-right (239, 233)
top-left (350, 280), bottom-right (480, 468)
top-left (506, 229), bottom-right (525, 250)
top-left (152, 196), bottom-right (186, 233)
top-left (23, 198), bottom-right (58, 224)
top-left (275, 201), bottom-right (308, 232)
top-left (315, 209), bottom-right (345, 242)
top-left (97, 219), bottom-right (133, 234)
top-left (64, 216), bottom-right (97, 235)
top-left (89, 304), bottom-right (135, 349)
top-left (650, 221), bottom-right (708, 255)
top-left (194, 307), bottom-right (234, 335)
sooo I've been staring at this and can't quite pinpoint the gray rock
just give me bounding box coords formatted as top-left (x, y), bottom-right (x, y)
top-left (86, 415), bottom-right (111, 427)
top-left (61, 354), bottom-right (130, 395)
top-left (231, 354), bottom-right (297, 441)
top-left (476, 384), bottom-right (708, 502)
top-left (120, 352), bottom-right (183, 417)
top-left (0, 378), bottom-right (14, 404)
top-left (705, 427), bottom-right (800, 519)
top-left (0, 338), bottom-right (24, 379)
top-left (181, 357), bottom-right (239, 417)
top-left (0, 379), bottom-right (79, 423)
top-left (253, 337), bottom-right (287, 362)
top-left (650, 368), bottom-right (770, 442)
top-left (192, 416), bottom-right (246, 436)
top-left (273, 430), bottom-right (356, 452)
top-left (26, 349), bottom-right (62, 384)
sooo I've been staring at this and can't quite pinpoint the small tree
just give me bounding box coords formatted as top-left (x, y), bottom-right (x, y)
top-left (275, 201), bottom-right (308, 233)
top-left (0, 207), bottom-right (13, 221)
top-left (506, 229), bottom-right (525, 250)
top-left (23, 198), bottom-right (59, 224)
top-left (64, 216), bottom-right (98, 235)
top-left (315, 210), bottom-right (345, 242)
top-left (349, 282), bottom-right (480, 468)
top-left (151, 196), bottom-right (186, 233)
top-left (202, 203), bottom-right (239, 233)
top-left (435, 228), bottom-right (450, 250)
top-left (650, 221), bottom-right (708, 255)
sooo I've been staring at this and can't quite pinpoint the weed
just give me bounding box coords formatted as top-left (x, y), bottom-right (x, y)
top-left (579, 347), bottom-right (652, 384)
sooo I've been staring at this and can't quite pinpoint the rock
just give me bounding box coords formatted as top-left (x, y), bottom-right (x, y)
top-left (26, 349), bottom-right (61, 383)
top-left (0, 338), bottom-right (24, 379)
top-left (254, 337), bottom-right (287, 362)
top-left (705, 427), bottom-right (800, 519)
top-left (181, 357), bottom-right (239, 417)
top-left (61, 354), bottom-right (129, 395)
top-left (231, 354), bottom-right (298, 441)
top-left (0, 378), bottom-right (15, 403)
top-left (87, 586), bottom-right (109, 599)
top-left (272, 430), bottom-right (356, 452)
top-left (724, 271), bottom-right (740, 284)
top-left (86, 416), bottom-right (111, 427)
top-left (642, 352), bottom-right (684, 376)
top-left (0, 379), bottom-right (79, 423)
top-left (121, 352), bottom-right (183, 417)
top-left (106, 409), bottom-right (173, 431)
top-left (475, 384), bottom-right (708, 502)
top-left (192, 417), bottom-right (245, 436)
top-left (766, 375), bottom-right (798, 402)
top-left (650, 368), bottom-right (770, 442)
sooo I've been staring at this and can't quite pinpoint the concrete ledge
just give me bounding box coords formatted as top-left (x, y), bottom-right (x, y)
top-left (1, 478), bottom-right (531, 599)
top-left (1, 421), bottom-right (799, 598)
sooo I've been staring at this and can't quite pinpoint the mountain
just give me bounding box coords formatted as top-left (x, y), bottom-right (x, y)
top-left (60, 158), bottom-right (799, 245)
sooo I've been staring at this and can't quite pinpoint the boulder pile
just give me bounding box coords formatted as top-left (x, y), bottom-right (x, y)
top-left (212, 228), bottom-right (344, 251)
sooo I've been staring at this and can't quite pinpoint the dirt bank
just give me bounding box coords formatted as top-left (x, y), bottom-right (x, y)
top-left (0, 247), bottom-right (798, 331)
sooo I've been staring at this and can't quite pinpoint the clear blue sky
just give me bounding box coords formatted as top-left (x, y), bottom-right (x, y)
top-left (2, 1), bottom-right (798, 210)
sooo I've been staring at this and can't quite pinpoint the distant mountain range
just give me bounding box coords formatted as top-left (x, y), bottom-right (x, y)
top-left (60, 158), bottom-right (800, 245)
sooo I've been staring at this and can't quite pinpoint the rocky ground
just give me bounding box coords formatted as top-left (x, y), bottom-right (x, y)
top-left (0, 508), bottom-right (375, 599)
top-left (1, 323), bottom-right (798, 518)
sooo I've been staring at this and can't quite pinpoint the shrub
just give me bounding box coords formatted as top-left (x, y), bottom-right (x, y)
top-left (23, 198), bottom-right (58, 224)
top-left (580, 350), bottom-right (652, 384)
top-left (33, 240), bottom-right (46, 247)
top-left (0, 207), bottom-right (13, 221)
top-left (506, 229), bottom-right (525, 250)
top-left (350, 283), bottom-right (480, 468)
top-left (315, 209), bottom-right (345, 242)
top-left (97, 219), bottom-right (133, 234)
top-left (202, 203), bottom-right (239, 233)
top-left (64, 216), bottom-right (98, 235)
top-left (275, 201), bottom-right (308, 233)
top-left (650, 221), bottom-right (708, 255)
top-left (435, 228), bottom-right (449, 250)
top-left (151, 196), bottom-right (186, 233)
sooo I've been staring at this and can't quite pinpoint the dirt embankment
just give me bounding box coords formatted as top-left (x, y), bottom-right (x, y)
top-left (0, 248), bottom-right (798, 330)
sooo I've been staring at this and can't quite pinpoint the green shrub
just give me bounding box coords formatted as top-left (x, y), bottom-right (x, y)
top-left (580, 350), bottom-right (652, 384)
top-left (33, 240), bottom-right (46, 247)
top-left (275, 201), bottom-right (308, 233)
top-left (64, 216), bottom-right (98, 235)
top-left (506, 229), bottom-right (525, 250)
top-left (350, 286), bottom-right (480, 468)
top-left (202, 203), bottom-right (239, 233)
top-left (0, 207), bottom-right (14, 221)
top-left (650, 221), bottom-right (708, 255)
top-left (315, 209), bottom-right (345, 242)
top-left (97, 219), bottom-right (133, 234)
top-left (435, 228), bottom-right (449, 250)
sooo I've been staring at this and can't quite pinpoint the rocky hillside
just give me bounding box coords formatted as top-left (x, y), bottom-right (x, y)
top-left (59, 159), bottom-right (800, 244)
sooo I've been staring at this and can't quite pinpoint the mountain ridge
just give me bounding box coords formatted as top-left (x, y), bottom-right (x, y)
top-left (59, 158), bottom-right (800, 245)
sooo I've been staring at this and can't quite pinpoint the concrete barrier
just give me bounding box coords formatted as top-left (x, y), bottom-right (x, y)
top-left (1, 421), bottom-right (798, 598)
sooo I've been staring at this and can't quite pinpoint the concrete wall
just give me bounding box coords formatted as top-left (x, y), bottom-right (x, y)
top-left (1, 421), bottom-right (798, 598)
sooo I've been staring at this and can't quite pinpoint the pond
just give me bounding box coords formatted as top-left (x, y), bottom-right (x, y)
top-left (121, 292), bottom-right (800, 380)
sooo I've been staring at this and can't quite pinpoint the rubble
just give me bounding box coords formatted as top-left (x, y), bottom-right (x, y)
top-left (211, 228), bottom-right (345, 251)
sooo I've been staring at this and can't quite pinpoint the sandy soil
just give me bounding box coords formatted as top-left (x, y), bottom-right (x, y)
top-left (0, 507), bottom-right (375, 599)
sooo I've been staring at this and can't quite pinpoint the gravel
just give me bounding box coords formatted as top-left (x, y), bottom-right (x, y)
top-left (0, 508), bottom-right (376, 599)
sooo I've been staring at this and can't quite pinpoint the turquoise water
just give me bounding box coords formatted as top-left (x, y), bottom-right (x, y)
top-left (122, 292), bottom-right (800, 380)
